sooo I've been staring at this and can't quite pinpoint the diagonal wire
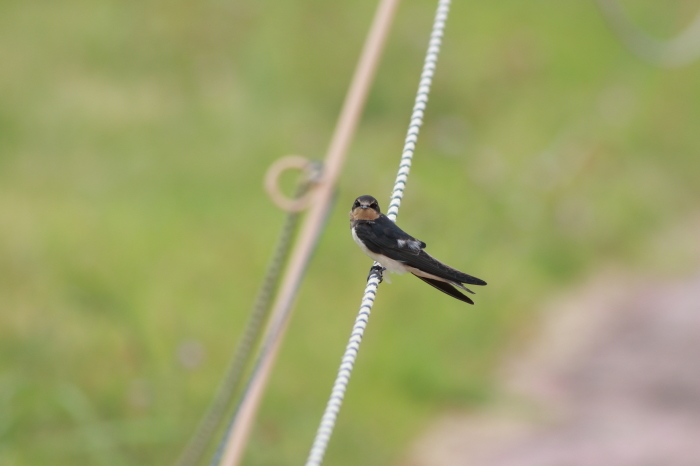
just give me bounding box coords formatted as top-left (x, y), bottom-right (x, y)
top-left (214, 0), bottom-right (401, 463)
top-left (208, 189), bottom-right (337, 466)
top-left (304, 2), bottom-right (451, 465)
top-left (175, 167), bottom-right (320, 466)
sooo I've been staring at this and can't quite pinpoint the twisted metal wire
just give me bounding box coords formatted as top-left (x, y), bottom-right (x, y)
top-left (211, 0), bottom-right (402, 463)
top-left (208, 183), bottom-right (334, 466)
top-left (386, 0), bottom-right (449, 221)
top-left (175, 168), bottom-right (319, 466)
top-left (304, 2), bottom-right (451, 465)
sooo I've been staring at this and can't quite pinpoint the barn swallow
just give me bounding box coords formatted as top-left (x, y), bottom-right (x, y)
top-left (350, 195), bottom-right (486, 304)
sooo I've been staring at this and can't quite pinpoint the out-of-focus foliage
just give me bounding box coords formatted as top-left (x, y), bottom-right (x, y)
top-left (1, 0), bottom-right (699, 465)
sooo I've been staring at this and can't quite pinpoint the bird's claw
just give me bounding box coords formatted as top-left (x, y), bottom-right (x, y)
top-left (368, 265), bottom-right (386, 283)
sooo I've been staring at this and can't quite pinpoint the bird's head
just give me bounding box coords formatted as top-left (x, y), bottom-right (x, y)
top-left (350, 195), bottom-right (381, 221)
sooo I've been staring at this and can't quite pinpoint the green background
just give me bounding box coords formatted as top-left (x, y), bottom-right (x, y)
top-left (2, 0), bottom-right (700, 465)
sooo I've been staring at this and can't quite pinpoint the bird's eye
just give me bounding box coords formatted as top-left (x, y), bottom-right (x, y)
top-left (371, 202), bottom-right (378, 208)
top-left (353, 201), bottom-right (360, 208)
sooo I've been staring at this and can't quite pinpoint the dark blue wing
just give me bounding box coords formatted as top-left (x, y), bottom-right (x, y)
top-left (354, 215), bottom-right (486, 286)
top-left (353, 214), bottom-right (425, 256)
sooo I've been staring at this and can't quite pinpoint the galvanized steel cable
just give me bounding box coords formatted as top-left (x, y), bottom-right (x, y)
top-left (304, 1), bottom-right (451, 465)
top-left (213, 0), bottom-right (401, 463)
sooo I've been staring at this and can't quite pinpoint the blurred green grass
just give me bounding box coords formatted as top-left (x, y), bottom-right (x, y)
top-left (2, 0), bottom-right (700, 465)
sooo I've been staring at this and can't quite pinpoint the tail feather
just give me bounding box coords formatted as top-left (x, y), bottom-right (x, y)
top-left (412, 274), bottom-right (474, 304)
top-left (455, 272), bottom-right (487, 286)
top-left (454, 282), bottom-right (476, 294)
top-left (406, 251), bottom-right (487, 286)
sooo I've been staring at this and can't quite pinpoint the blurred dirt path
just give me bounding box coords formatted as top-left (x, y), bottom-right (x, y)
top-left (403, 266), bottom-right (700, 466)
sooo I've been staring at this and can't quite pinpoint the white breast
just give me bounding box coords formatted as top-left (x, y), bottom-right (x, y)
top-left (352, 227), bottom-right (408, 274)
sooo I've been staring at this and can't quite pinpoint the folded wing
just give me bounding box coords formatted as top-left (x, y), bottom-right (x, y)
top-left (355, 216), bottom-right (486, 286)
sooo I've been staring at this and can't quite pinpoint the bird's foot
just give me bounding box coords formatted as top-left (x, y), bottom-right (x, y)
top-left (368, 265), bottom-right (386, 283)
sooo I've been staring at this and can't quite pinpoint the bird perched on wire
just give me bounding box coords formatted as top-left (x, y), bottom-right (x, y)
top-left (350, 195), bottom-right (486, 304)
